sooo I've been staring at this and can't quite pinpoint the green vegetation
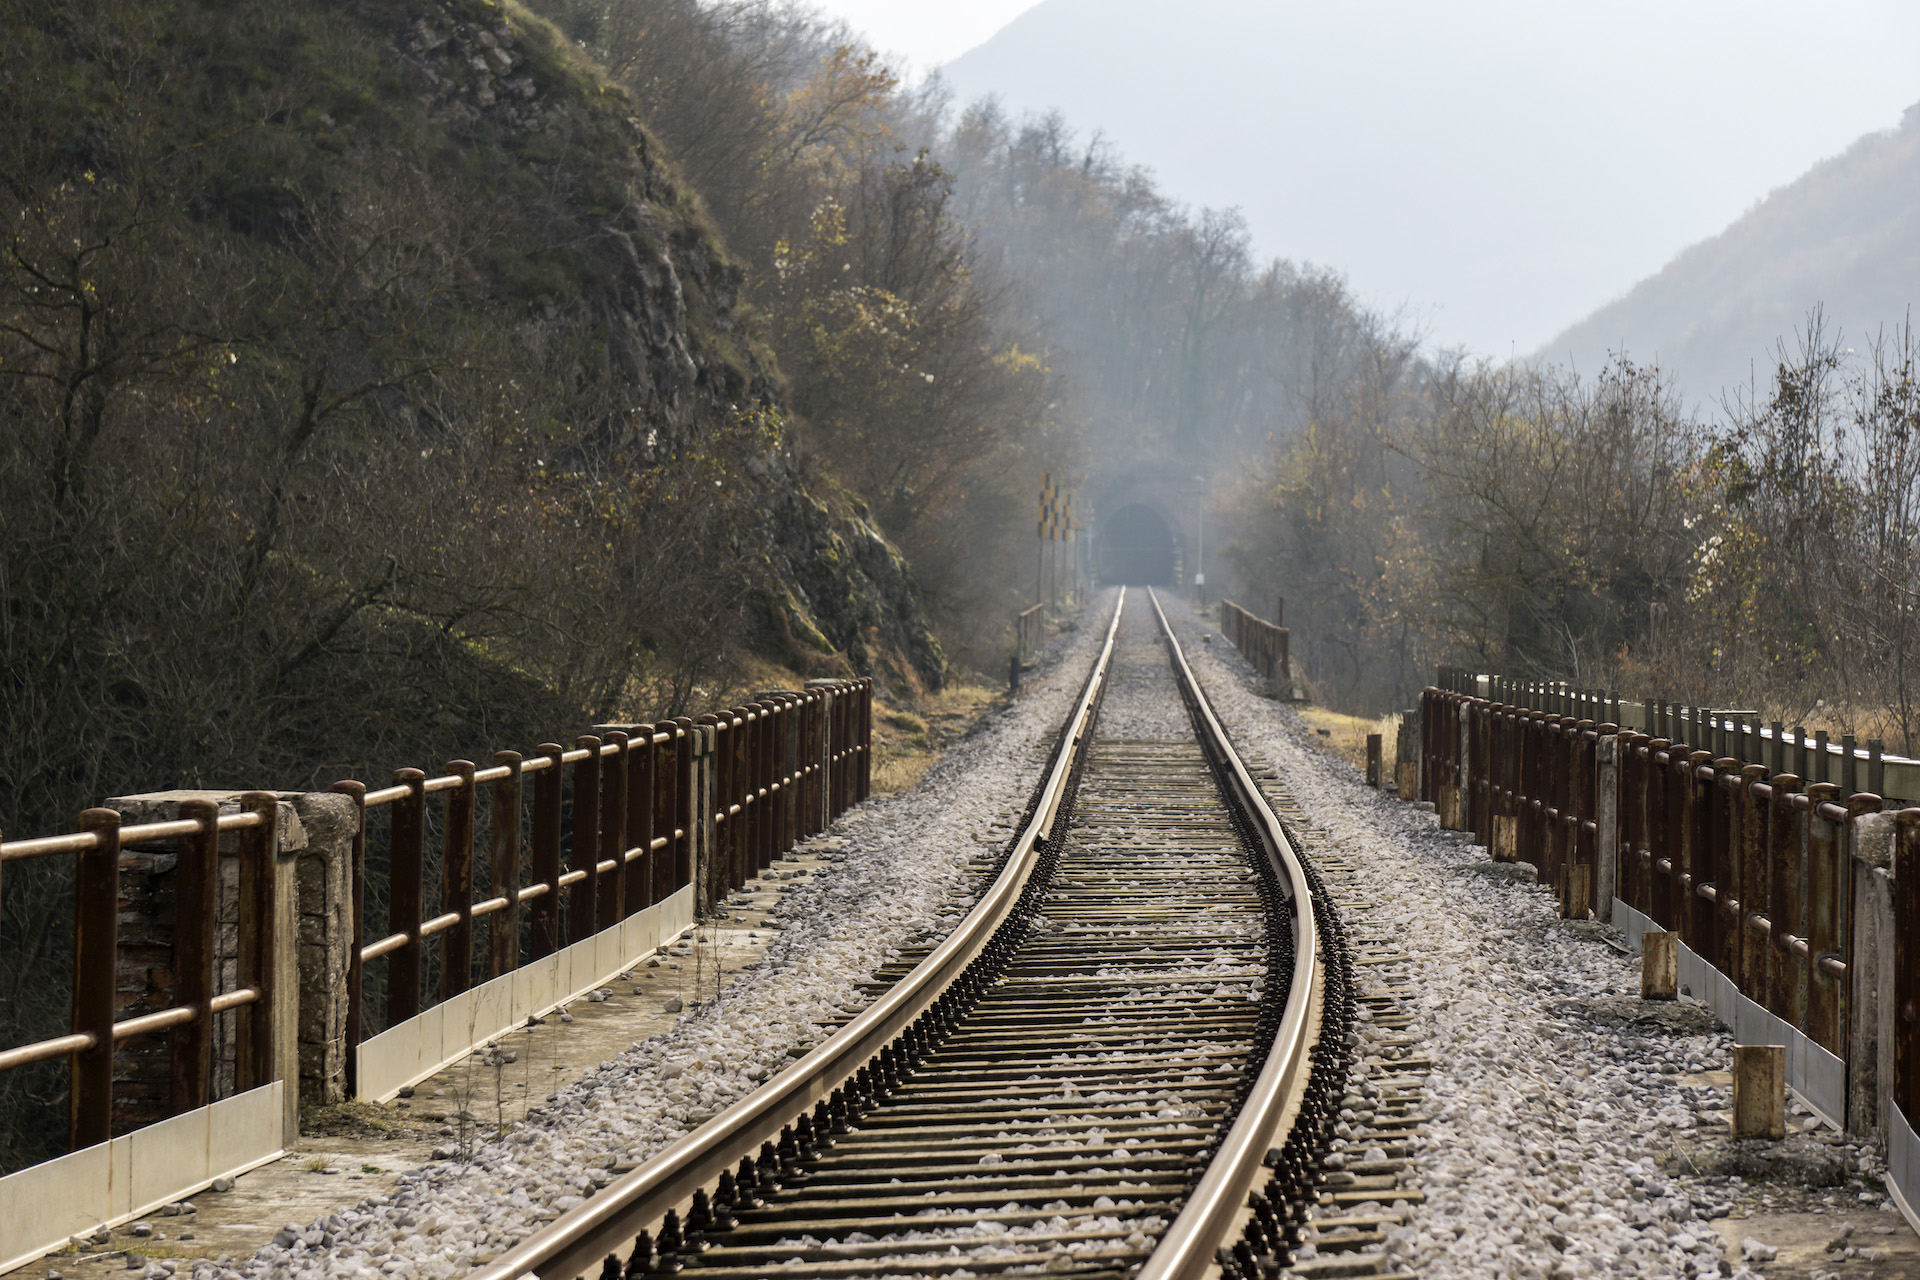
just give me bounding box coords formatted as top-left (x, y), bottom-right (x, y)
top-left (5, 0), bottom-right (1914, 1179)
top-left (0, 0), bottom-right (942, 1171)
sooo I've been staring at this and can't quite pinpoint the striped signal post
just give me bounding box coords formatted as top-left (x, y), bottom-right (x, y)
top-left (1037, 473), bottom-right (1054, 606)
top-left (1064, 492), bottom-right (1076, 605)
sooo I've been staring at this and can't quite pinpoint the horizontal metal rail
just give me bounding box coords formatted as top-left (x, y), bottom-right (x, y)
top-left (1137, 589), bottom-right (1319, 1280)
top-left (468, 589), bottom-right (1129, 1280)
top-left (0, 808), bottom-right (264, 863)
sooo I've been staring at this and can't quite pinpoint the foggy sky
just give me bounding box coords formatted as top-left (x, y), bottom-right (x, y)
top-left (802, 0), bottom-right (1037, 76)
top-left (923, 0), bottom-right (1920, 360)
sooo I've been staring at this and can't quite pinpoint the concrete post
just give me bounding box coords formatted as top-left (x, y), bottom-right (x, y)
top-left (1596, 734), bottom-right (1620, 922)
top-left (1733, 1044), bottom-right (1787, 1139)
top-left (1851, 811), bottom-right (1898, 1141)
top-left (106, 789), bottom-right (350, 1138)
top-left (289, 793), bottom-right (354, 1110)
top-left (260, 796), bottom-right (300, 1143)
top-left (1642, 931), bottom-right (1678, 1000)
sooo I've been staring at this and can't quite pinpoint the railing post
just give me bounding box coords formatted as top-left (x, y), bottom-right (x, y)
top-left (71, 808), bottom-right (122, 1150)
top-left (624, 733), bottom-right (653, 920)
top-left (783, 697), bottom-right (800, 849)
top-left (1893, 812), bottom-right (1920, 1136)
top-left (1489, 705), bottom-right (1514, 861)
top-left (570, 735), bottom-right (601, 944)
top-left (1549, 720), bottom-right (1571, 906)
top-left (825, 691), bottom-right (842, 820)
top-left (1708, 759), bottom-right (1739, 981)
top-left (1595, 730), bottom-right (1620, 921)
top-left (858, 680), bottom-right (873, 802)
top-left (1849, 808), bottom-right (1898, 1139)
top-left (715, 713), bottom-right (737, 893)
top-left (1647, 738), bottom-right (1672, 926)
top-left (810, 688), bottom-right (830, 833)
top-left (330, 781), bottom-right (368, 1097)
top-left (234, 791), bottom-right (290, 1141)
top-left (726, 712), bottom-right (748, 890)
top-left (692, 717), bottom-right (721, 914)
top-left (651, 724), bottom-right (677, 905)
top-left (1418, 689), bottom-right (1434, 804)
top-left (388, 769), bottom-right (427, 1022)
top-left (1618, 734), bottom-right (1642, 914)
top-left (1737, 766), bottom-right (1769, 1004)
top-left (1465, 704), bottom-right (1483, 842)
top-left (1804, 783), bottom-right (1844, 1053)
top-left (1682, 751), bottom-right (1714, 950)
top-left (1767, 776), bottom-right (1805, 1026)
top-left (673, 718), bottom-right (698, 898)
top-left (755, 703), bottom-right (774, 868)
top-left (598, 731), bottom-right (628, 934)
top-left (751, 707), bottom-right (771, 874)
top-left (529, 746), bottom-right (563, 960)
top-left (442, 760), bottom-right (477, 1002)
top-left (488, 753), bottom-right (523, 980)
top-left (171, 799), bottom-right (220, 1115)
top-left (1451, 694), bottom-right (1466, 836)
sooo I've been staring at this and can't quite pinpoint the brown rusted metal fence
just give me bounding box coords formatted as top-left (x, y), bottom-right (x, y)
top-left (1016, 603), bottom-right (1045, 670)
top-left (1217, 600), bottom-right (1289, 682)
top-left (0, 679), bottom-right (872, 1156)
top-left (331, 721), bottom-right (698, 1096)
top-left (1417, 669), bottom-right (1920, 1173)
top-left (0, 796), bottom-right (282, 1151)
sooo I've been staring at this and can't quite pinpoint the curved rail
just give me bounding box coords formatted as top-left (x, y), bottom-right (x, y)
top-left (471, 589), bottom-right (1129, 1280)
top-left (1137, 588), bottom-right (1321, 1280)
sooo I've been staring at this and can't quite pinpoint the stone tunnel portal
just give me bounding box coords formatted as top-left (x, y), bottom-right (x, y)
top-left (1099, 503), bottom-right (1176, 585)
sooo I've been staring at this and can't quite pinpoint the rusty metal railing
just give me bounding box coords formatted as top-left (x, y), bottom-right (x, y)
top-left (330, 723), bottom-right (697, 1089)
top-left (465, 599), bottom-right (1122, 1280)
top-left (0, 679), bottom-right (874, 1154)
top-left (336, 680), bottom-right (871, 1094)
top-left (1218, 599), bottom-right (1289, 682)
top-left (1420, 673), bottom-right (1920, 1130)
top-left (0, 795), bottom-right (281, 1150)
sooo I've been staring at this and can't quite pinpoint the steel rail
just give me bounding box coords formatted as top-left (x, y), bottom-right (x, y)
top-left (1136, 588), bottom-right (1320, 1280)
top-left (468, 588), bottom-right (1129, 1280)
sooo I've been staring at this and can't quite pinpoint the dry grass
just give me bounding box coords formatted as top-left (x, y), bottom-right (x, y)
top-left (1297, 706), bottom-right (1401, 773)
top-left (869, 681), bottom-right (1006, 796)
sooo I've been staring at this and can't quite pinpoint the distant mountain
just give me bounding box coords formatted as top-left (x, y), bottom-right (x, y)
top-left (1542, 103), bottom-right (1920, 406)
top-left (939, 0), bottom-right (1920, 361)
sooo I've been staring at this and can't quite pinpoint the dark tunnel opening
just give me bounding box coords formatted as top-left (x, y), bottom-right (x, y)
top-left (1098, 503), bottom-right (1176, 585)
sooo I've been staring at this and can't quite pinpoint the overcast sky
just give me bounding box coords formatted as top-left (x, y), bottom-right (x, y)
top-left (809, 0), bottom-right (1920, 360)
top-left (806, 0), bottom-right (1037, 75)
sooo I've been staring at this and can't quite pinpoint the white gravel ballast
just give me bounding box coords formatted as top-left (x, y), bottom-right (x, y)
top-left (189, 598), bottom-right (1119, 1280)
top-left (1159, 596), bottom-right (1780, 1280)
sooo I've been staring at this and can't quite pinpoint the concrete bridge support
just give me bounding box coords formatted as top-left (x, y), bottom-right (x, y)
top-left (104, 790), bottom-right (357, 1137)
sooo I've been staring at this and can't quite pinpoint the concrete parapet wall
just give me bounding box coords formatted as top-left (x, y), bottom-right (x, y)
top-left (104, 790), bottom-right (354, 1124)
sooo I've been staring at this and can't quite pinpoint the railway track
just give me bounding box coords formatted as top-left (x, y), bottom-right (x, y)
top-left (471, 590), bottom-right (1361, 1280)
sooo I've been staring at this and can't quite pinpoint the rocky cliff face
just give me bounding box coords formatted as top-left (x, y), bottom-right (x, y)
top-left (388, 0), bottom-right (945, 692)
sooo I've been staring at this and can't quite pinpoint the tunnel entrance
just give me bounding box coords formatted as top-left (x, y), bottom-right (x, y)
top-left (1099, 503), bottom-right (1176, 584)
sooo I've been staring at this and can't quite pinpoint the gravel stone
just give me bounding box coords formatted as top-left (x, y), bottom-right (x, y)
top-left (186, 598), bottom-right (1113, 1280)
top-left (1161, 594), bottom-right (1765, 1279)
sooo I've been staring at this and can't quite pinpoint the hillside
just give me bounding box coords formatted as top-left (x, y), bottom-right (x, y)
top-left (0, 0), bottom-right (942, 835)
top-left (0, 0), bottom-right (953, 1173)
top-left (1543, 102), bottom-right (1920, 404)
